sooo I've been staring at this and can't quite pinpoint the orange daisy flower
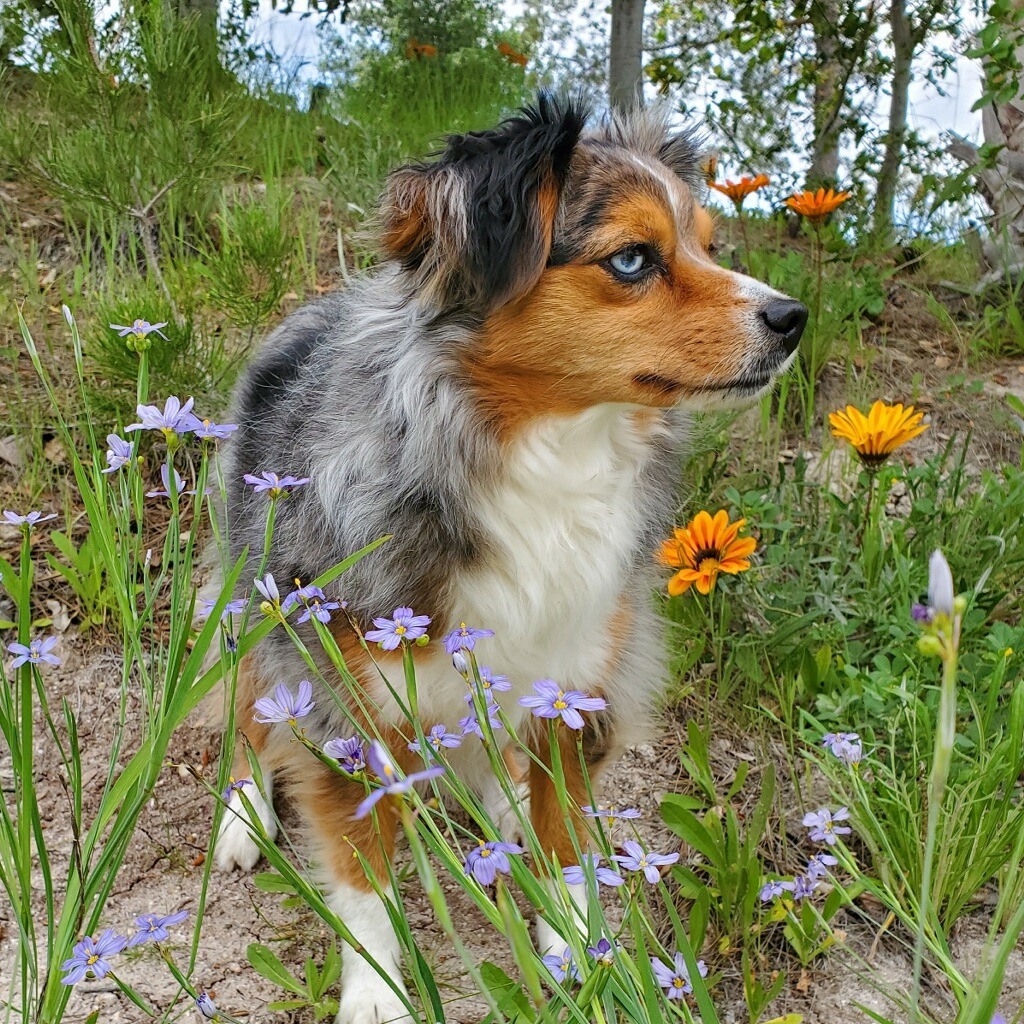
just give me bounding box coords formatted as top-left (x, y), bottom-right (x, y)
top-left (785, 187), bottom-right (851, 224)
top-left (708, 174), bottom-right (770, 208)
top-left (497, 41), bottom-right (528, 66)
top-left (829, 400), bottom-right (927, 468)
top-left (658, 510), bottom-right (757, 596)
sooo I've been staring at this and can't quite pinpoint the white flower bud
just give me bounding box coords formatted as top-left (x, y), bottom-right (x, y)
top-left (452, 651), bottom-right (469, 675)
top-left (927, 549), bottom-right (954, 617)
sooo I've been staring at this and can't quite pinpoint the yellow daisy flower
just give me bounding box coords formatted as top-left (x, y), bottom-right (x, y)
top-left (829, 400), bottom-right (927, 468)
top-left (658, 509), bottom-right (757, 596)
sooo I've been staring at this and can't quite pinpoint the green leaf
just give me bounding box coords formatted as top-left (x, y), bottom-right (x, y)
top-left (253, 871), bottom-right (298, 894)
top-left (661, 796), bottom-right (726, 867)
top-left (479, 961), bottom-right (533, 1019)
top-left (247, 942), bottom-right (306, 995)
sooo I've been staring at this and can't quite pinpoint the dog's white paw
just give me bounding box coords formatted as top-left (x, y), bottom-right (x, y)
top-left (214, 781), bottom-right (277, 873)
top-left (480, 777), bottom-right (529, 846)
top-left (336, 974), bottom-right (414, 1024)
top-left (535, 879), bottom-right (588, 954)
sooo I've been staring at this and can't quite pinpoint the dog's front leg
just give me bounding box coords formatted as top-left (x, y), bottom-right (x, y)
top-left (291, 762), bottom-right (414, 1024)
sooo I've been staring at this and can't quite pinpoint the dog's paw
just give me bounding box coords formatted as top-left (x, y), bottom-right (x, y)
top-left (214, 783), bottom-right (277, 873)
top-left (480, 778), bottom-right (529, 846)
top-left (336, 974), bottom-right (414, 1024)
top-left (535, 879), bottom-right (588, 955)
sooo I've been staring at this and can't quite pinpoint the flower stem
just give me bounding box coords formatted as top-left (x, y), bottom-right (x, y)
top-left (909, 626), bottom-right (959, 1020)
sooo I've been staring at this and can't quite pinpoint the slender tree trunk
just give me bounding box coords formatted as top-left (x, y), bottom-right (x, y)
top-left (807, 0), bottom-right (843, 189)
top-left (948, 0), bottom-right (1024, 282)
top-left (609, 0), bottom-right (645, 112)
top-left (872, 0), bottom-right (914, 242)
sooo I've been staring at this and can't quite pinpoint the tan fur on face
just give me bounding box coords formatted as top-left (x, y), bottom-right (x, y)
top-left (466, 168), bottom-right (765, 435)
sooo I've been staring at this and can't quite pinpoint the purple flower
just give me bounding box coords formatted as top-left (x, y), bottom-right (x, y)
top-left (806, 852), bottom-right (839, 879)
top-left (296, 595), bottom-right (343, 624)
top-left (459, 701), bottom-right (503, 738)
top-left (103, 435), bottom-right (132, 473)
top-left (221, 777), bottom-right (252, 801)
top-left (464, 839), bottom-right (523, 884)
top-left (519, 679), bottom-right (608, 730)
top-left (442, 621), bottom-right (495, 654)
top-left (464, 665), bottom-right (511, 702)
top-left (354, 741), bottom-right (445, 819)
top-left (452, 651), bottom-right (470, 674)
top-left (563, 854), bottom-right (624, 888)
top-left (127, 396), bottom-right (202, 436)
top-left (110, 318), bottom-right (169, 341)
top-left (542, 947), bottom-right (580, 984)
top-left (126, 909), bottom-right (189, 947)
top-left (323, 736), bottom-right (366, 773)
top-left (587, 938), bottom-right (616, 966)
top-left (582, 805), bottom-right (642, 824)
top-left (3, 509), bottom-right (57, 528)
top-left (8, 636), bottom-right (60, 668)
top-left (991, 1015), bottom-right (1007, 1024)
top-left (281, 583), bottom-right (342, 624)
top-left (195, 992), bottom-right (218, 1019)
top-left (911, 603), bottom-right (934, 625)
top-left (792, 874), bottom-right (820, 900)
top-left (243, 471), bottom-right (310, 498)
top-left (60, 929), bottom-right (128, 985)
top-left (365, 607), bottom-right (432, 650)
top-left (823, 731), bottom-right (864, 769)
top-left (612, 840), bottom-right (680, 883)
top-left (254, 574), bottom-right (280, 605)
top-left (803, 806), bottom-right (852, 846)
top-left (147, 464), bottom-right (205, 498)
top-left (253, 680), bottom-right (315, 724)
top-left (197, 598), bottom-right (247, 622)
top-left (193, 419), bottom-right (237, 440)
top-left (759, 878), bottom-right (796, 902)
top-left (409, 724), bottom-right (462, 755)
top-left (651, 952), bottom-right (707, 999)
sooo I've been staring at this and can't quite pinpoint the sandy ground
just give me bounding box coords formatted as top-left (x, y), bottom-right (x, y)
top-left (2, 635), bottom-right (1022, 1024)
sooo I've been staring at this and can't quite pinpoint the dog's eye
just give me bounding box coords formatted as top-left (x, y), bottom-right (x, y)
top-left (606, 246), bottom-right (654, 282)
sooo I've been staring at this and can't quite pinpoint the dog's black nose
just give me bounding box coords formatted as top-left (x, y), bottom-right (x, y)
top-left (760, 300), bottom-right (808, 354)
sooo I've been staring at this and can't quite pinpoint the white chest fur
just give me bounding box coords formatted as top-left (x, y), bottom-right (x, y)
top-left (399, 404), bottom-right (666, 731)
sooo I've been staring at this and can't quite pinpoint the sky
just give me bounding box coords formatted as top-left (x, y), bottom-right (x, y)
top-left (245, 0), bottom-right (986, 144)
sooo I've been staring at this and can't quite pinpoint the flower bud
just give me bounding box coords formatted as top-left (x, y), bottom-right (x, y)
top-left (452, 651), bottom-right (469, 674)
top-left (917, 635), bottom-right (943, 659)
top-left (195, 992), bottom-right (218, 1019)
top-left (927, 550), bottom-right (954, 618)
top-left (415, 633), bottom-right (430, 647)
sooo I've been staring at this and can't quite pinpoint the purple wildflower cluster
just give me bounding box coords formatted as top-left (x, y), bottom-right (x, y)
top-left (612, 840), bottom-right (680, 883)
top-left (443, 621), bottom-right (495, 654)
top-left (459, 700), bottom-right (503, 739)
top-left (563, 854), bottom-right (624, 888)
top-left (760, 806), bottom-right (850, 904)
top-left (822, 731), bottom-right (864, 769)
top-left (60, 910), bottom-right (189, 985)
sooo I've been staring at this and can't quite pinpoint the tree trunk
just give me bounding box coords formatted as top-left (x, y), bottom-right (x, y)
top-left (806, 0), bottom-right (843, 189)
top-left (948, 0), bottom-right (1024, 282)
top-left (169, 0), bottom-right (219, 69)
top-left (872, 0), bottom-right (914, 242)
top-left (609, 0), bottom-right (645, 113)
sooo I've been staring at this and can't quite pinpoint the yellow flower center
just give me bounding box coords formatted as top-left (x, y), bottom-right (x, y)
top-left (395, 624), bottom-right (407, 635)
top-left (672, 977), bottom-right (684, 989)
top-left (480, 848), bottom-right (491, 858)
top-left (553, 695), bottom-right (568, 710)
top-left (87, 954), bottom-right (99, 965)
top-left (697, 555), bottom-right (721, 574)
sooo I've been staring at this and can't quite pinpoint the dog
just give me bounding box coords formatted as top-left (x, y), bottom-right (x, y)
top-left (212, 94), bottom-right (806, 1024)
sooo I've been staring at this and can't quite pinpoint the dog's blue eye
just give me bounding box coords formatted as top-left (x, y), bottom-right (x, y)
top-left (609, 249), bottom-right (647, 278)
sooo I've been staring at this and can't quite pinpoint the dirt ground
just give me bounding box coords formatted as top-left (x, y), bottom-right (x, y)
top-left (2, 631), bottom-right (1023, 1024)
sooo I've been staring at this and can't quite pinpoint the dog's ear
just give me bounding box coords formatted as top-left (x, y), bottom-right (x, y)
top-left (379, 94), bottom-right (588, 312)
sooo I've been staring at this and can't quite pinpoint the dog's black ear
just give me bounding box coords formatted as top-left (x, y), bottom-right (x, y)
top-left (658, 126), bottom-right (706, 189)
top-left (379, 94), bottom-right (588, 312)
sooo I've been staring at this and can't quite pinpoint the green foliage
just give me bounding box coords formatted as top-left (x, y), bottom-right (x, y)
top-left (247, 940), bottom-right (342, 1019)
top-left (45, 527), bottom-right (122, 629)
